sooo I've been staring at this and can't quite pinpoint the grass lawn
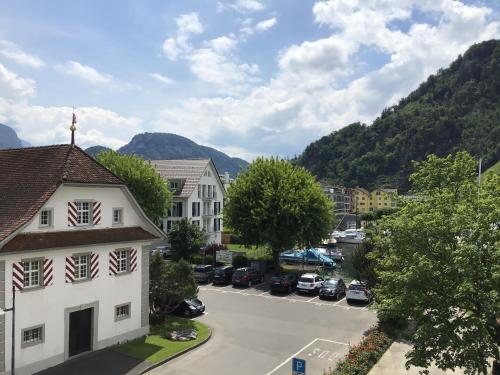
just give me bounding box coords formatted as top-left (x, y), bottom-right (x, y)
top-left (114, 316), bottom-right (210, 364)
top-left (226, 244), bottom-right (270, 259)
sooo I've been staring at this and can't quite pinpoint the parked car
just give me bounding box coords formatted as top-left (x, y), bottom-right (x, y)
top-left (151, 245), bottom-right (173, 259)
top-left (193, 264), bottom-right (214, 283)
top-left (213, 265), bottom-right (234, 285)
top-left (319, 278), bottom-right (346, 300)
top-left (346, 280), bottom-right (373, 303)
top-left (296, 273), bottom-right (324, 294)
top-left (172, 298), bottom-right (205, 317)
top-left (232, 267), bottom-right (263, 287)
top-left (269, 272), bottom-right (298, 294)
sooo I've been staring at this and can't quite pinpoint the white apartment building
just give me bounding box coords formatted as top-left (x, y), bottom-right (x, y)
top-left (150, 159), bottom-right (225, 244)
top-left (0, 145), bottom-right (164, 375)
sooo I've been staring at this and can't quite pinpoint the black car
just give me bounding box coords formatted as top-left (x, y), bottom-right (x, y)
top-left (172, 298), bottom-right (205, 317)
top-left (232, 267), bottom-right (263, 287)
top-left (319, 278), bottom-right (346, 300)
top-left (194, 264), bottom-right (214, 283)
top-left (269, 272), bottom-right (298, 294)
top-left (213, 266), bottom-right (234, 285)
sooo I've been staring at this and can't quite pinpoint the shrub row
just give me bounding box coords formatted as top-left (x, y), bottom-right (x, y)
top-left (324, 327), bottom-right (392, 375)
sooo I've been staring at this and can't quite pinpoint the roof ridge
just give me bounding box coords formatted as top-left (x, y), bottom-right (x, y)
top-left (0, 144), bottom-right (70, 153)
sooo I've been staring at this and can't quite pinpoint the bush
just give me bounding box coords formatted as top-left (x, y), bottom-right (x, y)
top-left (324, 327), bottom-right (392, 375)
top-left (191, 255), bottom-right (214, 265)
top-left (204, 243), bottom-right (228, 255)
top-left (232, 255), bottom-right (248, 268)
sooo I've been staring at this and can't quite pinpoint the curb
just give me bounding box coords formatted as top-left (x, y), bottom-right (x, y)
top-left (139, 327), bottom-right (213, 374)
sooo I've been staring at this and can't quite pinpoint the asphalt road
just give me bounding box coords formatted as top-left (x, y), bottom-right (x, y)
top-left (148, 281), bottom-right (377, 375)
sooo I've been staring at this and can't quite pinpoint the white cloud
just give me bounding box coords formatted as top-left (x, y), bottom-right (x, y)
top-left (55, 61), bottom-right (112, 85)
top-left (218, 0), bottom-right (264, 13)
top-left (162, 13), bottom-right (204, 61)
top-left (150, 72), bottom-right (175, 85)
top-left (0, 40), bottom-right (45, 68)
top-left (0, 63), bottom-right (36, 99)
top-left (255, 17), bottom-right (277, 31)
top-left (0, 98), bottom-right (143, 149)
top-left (153, 0), bottom-right (500, 158)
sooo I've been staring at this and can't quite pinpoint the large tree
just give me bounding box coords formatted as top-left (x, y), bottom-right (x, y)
top-left (169, 218), bottom-right (205, 261)
top-left (97, 150), bottom-right (171, 225)
top-left (224, 157), bottom-right (333, 268)
top-left (373, 152), bottom-right (500, 374)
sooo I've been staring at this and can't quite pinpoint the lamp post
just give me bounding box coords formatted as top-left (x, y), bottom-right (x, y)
top-left (0, 286), bottom-right (15, 375)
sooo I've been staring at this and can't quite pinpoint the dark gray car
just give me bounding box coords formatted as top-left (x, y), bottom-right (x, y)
top-left (319, 278), bottom-right (346, 300)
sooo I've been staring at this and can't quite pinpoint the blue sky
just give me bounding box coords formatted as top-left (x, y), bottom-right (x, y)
top-left (0, 0), bottom-right (499, 160)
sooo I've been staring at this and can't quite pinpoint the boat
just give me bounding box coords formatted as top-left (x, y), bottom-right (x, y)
top-left (332, 229), bottom-right (365, 244)
top-left (279, 248), bottom-right (336, 268)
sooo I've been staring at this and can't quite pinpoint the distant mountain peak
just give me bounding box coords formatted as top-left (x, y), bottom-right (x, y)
top-left (0, 124), bottom-right (23, 149)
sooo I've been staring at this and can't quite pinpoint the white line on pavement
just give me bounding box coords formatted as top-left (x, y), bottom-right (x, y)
top-left (316, 338), bottom-right (349, 346)
top-left (265, 338), bottom-right (319, 375)
top-left (307, 296), bottom-right (318, 302)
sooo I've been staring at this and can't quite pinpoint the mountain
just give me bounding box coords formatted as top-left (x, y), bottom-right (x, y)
top-left (0, 124), bottom-right (23, 149)
top-left (85, 145), bottom-right (112, 157)
top-left (117, 133), bottom-right (248, 176)
top-left (296, 40), bottom-right (500, 192)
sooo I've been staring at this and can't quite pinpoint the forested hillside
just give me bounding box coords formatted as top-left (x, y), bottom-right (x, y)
top-left (296, 40), bottom-right (500, 192)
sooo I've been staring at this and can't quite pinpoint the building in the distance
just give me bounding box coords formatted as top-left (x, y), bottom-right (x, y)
top-left (0, 144), bottom-right (164, 375)
top-left (351, 187), bottom-right (398, 213)
top-left (150, 159), bottom-right (225, 245)
top-left (322, 185), bottom-right (351, 213)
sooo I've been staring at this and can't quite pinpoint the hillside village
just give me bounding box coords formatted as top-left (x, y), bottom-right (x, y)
top-left (0, 3), bottom-right (499, 375)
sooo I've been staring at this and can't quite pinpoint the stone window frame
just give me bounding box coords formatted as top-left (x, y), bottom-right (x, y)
top-left (21, 324), bottom-right (45, 349)
top-left (115, 302), bottom-right (131, 322)
top-left (21, 257), bottom-right (45, 291)
top-left (74, 199), bottom-right (94, 227)
top-left (72, 252), bottom-right (92, 282)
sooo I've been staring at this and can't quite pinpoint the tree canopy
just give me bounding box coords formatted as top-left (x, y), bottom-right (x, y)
top-left (97, 150), bottom-right (171, 225)
top-left (372, 152), bottom-right (500, 374)
top-left (296, 40), bottom-right (500, 192)
top-left (224, 157), bottom-right (333, 267)
top-left (169, 218), bottom-right (205, 261)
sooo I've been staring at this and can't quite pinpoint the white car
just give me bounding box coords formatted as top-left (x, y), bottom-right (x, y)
top-left (296, 273), bottom-right (324, 294)
top-left (346, 280), bottom-right (373, 303)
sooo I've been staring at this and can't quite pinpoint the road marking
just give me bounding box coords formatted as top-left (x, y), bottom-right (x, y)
top-left (258, 291), bottom-right (267, 296)
top-left (316, 338), bottom-right (349, 346)
top-left (265, 338), bottom-right (319, 375)
top-left (333, 298), bottom-right (344, 306)
top-left (307, 296), bottom-right (318, 302)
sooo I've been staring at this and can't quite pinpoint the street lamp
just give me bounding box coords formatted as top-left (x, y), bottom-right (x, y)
top-left (0, 286), bottom-right (16, 375)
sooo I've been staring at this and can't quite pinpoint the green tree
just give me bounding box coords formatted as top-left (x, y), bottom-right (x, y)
top-left (224, 157), bottom-right (333, 268)
top-left (373, 152), bottom-right (500, 374)
top-left (169, 218), bottom-right (205, 261)
top-left (97, 150), bottom-right (171, 225)
top-left (149, 254), bottom-right (198, 315)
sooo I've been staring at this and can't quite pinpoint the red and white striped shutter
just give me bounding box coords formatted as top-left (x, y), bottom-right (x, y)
top-left (92, 201), bottom-right (101, 225)
top-left (109, 251), bottom-right (117, 275)
top-left (65, 256), bottom-right (75, 283)
top-left (130, 249), bottom-right (138, 272)
top-left (12, 262), bottom-right (24, 291)
top-left (68, 202), bottom-right (77, 227)
top-left (90, 253), bottom-right (99, 278)
top-left (43, 259), bottom-right (54, 286)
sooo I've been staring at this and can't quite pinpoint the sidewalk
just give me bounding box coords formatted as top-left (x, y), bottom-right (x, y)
top-left (369, 341), bottom-right (465, 375)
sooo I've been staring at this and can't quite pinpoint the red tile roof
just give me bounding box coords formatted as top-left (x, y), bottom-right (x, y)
top-left (1, 226), bottom-right (158, 252)
top-left (0, 145), bottom-right (123, 243)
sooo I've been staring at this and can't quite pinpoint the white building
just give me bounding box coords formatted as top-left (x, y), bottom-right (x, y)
top-left (0, 144), bottom-right (164, 375)
top-left (150, 159), bottom-right (225, 245)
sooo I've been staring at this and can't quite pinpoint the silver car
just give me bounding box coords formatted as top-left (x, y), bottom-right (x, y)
top-left (346, 280), bottom-right (373, 303)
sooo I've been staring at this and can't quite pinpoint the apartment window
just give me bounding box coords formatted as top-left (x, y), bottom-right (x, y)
top-left (113, 208), bottom-right (123, 224)
top-left (166, 220), bottom-right (173, 232)
top-left (21, 325), bottom-right (44, 348)
top-left (198, 185), bottom-right (201, 198)
top-left (39, 209), bottom-right (53, 227)
top-left (171, 202), bottom-right (183, 217)
top-left (204, 170), bottom-right (211, 177)
top-left (76, 201), bottom-right (91, 225)
top-left (213, 185), bottom-right (217, 199)
top-left (202, 185), bottom-right (207, 198)
top-left (115, 303), bottom-right (131, 321)
top-left (214, 218), bottom-right (221, 232)
top-left (116, 249), bottom-right (129, 273)
top-left (192, 220), bottom-right (200, 227)
top-left (192, 202), bottom-right (200, 217)
top-left (23, 260), bottom-right (41, 288)
top-left (214, 202), bottom-right (221, 215)
top-left (203, 218), bottom-right (210, 232)
top-left (74, 254), bottom-right (90, 280)
top-left (208, 185), bottom-right (212, 198)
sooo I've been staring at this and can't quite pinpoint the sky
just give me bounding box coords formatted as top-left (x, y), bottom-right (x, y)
top-left (0, 0), bottom-right (499, 160)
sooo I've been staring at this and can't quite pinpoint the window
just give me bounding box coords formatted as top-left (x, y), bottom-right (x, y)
top-left (214, 218), bottom-right (221, 232)
top-left (192, 220), bottom-right (200, 227)
top-left (198, 185), bottom-right (201, 198)
top-left (213, 185), bottom-right (217, 199)
top-left (203, 218), bottom-right (210, 232)
top-left (203, 170), bottom-right (211, 177)
top-left (39, 209), bottom-right (53, 227)
top-left (208, 185), bottom-right (212, 198)
top-left (192, 202), bottom-right (200, 217)
top-left (113, 208), bottom-right (123, 224)
top-left (214, 202), bottom-right (221, 215)
top-left (170, 181), bottom-right (179, 191)
top-left (116, 249), bottom-right (129, 273)
top-left (76, 201), bottom-right (91, 225)
top-left (22, 325), bottom-right (44, 348)
top-left (74, 255), bottom-right (89, 280)
top-left (170, 202), bottom-right (183, 217)
top-left (166, 220), bottom-right (173, 232)
top-left (115, 303), bottom-right (130, 321)
top-left (23, 260), bottom-right (41, 288)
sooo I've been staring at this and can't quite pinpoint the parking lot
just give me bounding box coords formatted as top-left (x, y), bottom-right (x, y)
top-left (148, 279), bottom-right (377, 375)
